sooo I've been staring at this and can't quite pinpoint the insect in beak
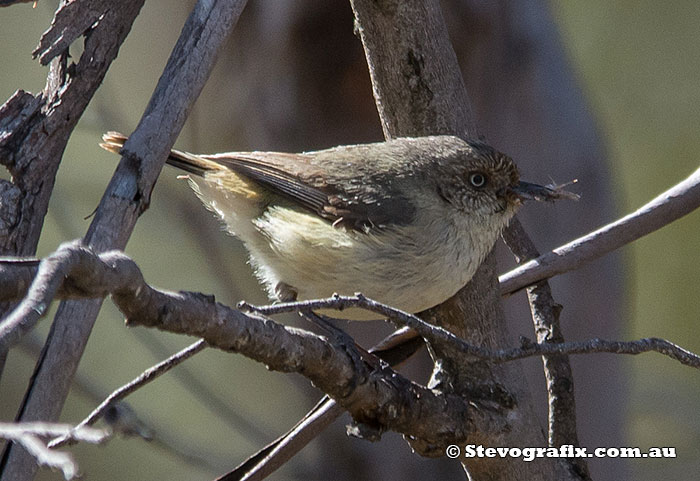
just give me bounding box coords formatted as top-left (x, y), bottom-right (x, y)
top-left (509, 181), bottom-right (580, 202)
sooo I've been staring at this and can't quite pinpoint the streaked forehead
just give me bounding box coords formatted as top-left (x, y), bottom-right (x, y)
top-left (465, 140), bottom-right (520, 184)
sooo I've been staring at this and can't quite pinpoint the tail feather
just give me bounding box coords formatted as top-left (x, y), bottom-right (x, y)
top-left (100, 132), bottom-right (217, 177)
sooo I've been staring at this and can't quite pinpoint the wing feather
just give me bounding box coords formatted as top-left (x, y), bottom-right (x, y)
top-left (101, 132), bottom-right (415, 231)
top-left (201, 151), bottom-right (413, 230)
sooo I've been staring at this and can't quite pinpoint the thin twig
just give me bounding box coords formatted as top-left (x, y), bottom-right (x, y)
top-left (49, 340), bottom-right (207, 448)
top-left (135, 330), bottom-right (273, 445)
top-left (500, 166), bottom-right (700, 295)
top-left (240, 296), bottom-right (700, 368)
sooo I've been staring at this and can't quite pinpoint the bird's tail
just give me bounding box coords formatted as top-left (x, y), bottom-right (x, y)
top-left (100, 132), bottom-right (217, 177)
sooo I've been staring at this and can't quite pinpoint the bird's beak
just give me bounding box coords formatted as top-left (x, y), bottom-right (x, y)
top-left (509, 181), bottom-right (580, 202)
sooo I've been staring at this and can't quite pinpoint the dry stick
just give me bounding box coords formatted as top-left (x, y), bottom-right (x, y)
top-left (49, 340), bottom-right (207, 448)
top-left (503, 219), bottom-right (590, 480)
top-left (500, 166), bottom-right (700, 295)
top-left (241, 296), bottom-right (700, 368)
top-left (1, 244), bottom-right (699, 480)
top-left (2, 247), bottom-right (698, 369)
top-left (219, 327), bottom-right (422, 481)
top-left (0, 423), bottom-right (108, 481)
top-left (1, 2), bottom-right (249, 480)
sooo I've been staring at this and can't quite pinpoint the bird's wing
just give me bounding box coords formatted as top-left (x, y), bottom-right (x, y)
top-left (100, 132), bottom-right (416, 231)
top-left (201, 151), bottom-right (415, 231)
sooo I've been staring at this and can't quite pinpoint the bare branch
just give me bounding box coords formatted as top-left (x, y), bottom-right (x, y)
top-left (0, 422), bottom-right (108, 480)
top-left (241, 296), bottom-right (700, 368)
top-left (500, 166), bottom-right (700, 295)
top-left (1, 3), bottom-right (250, 478)
top-left (502, 218), bottom-right (587, 479)
top-left (502, 337), bottom-right (700, 367)
top-left (1, 239), bottom-right (698, 480)
top-left (49, 340), bottom-right (206, 448)
top-left (3, 242), bottom-right (700, 371)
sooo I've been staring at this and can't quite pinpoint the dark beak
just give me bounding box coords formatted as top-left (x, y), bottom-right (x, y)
top-left (510, 181), bottom-right (580, 202)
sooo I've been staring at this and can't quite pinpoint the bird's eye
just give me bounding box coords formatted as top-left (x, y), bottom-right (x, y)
top-left (469, 172), bottom-right (487, 188)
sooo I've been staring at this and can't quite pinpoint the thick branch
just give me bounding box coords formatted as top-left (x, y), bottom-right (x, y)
top-left (0, 243), bottom-right (508, 454)
top-left (1, 1), bottom-right (249, 479)
top-left (350, 0), bottom-right (476, 140)
top-left (2, 241), bottom-right (699, 477)
top-left (349, 2), bottom-right (557, 478)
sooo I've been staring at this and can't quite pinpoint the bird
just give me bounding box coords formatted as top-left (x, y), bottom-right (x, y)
top-left (101, 132), bottom-right (571, 320)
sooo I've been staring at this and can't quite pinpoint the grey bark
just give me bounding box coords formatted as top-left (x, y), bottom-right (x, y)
top-left (0, 1), bottom-right (249, 479)
top-left (350, 1), bottom-right (562, 479)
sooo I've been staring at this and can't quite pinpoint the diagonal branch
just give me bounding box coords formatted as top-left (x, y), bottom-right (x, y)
top-left (48, 340), bottom-right (207, 449)
top-left (3, 244), bottom-right (700, 370)
top-left (501, 166), bottom-right (700, 295)
top-left (1, 1), bottom-right (250, 479)
top-left (1, 241), bottom-right (699, 481)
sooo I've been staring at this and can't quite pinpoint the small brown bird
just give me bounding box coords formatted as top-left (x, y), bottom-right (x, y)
top-left (101, 133), bottom-right (573, 319)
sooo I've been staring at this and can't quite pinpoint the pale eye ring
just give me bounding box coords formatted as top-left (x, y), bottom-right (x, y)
top-left (469, 172), bottom-right (487, 188)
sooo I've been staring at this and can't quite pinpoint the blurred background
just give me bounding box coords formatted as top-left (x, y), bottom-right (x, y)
top-left (1, 1), bottom-right (699, 480)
